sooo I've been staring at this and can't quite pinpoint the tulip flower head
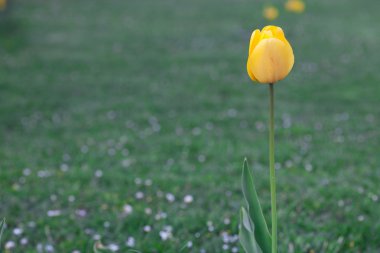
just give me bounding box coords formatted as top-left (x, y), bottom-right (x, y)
top-left (263, 6), bottom-right (279, 21)
top-left (285, 0), bottom-right (305, 13)
top-left (0, 0), bottom-right (7, 11)
top-left (246, 26), bottom-right (294, 84)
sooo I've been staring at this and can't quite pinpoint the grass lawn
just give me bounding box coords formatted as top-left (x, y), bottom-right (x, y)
top-left (1, 0), bottom-right (380, 252)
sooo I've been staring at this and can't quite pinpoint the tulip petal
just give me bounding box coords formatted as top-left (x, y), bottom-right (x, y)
top-left (250, 38), bottom-right (294, 83)
top-left (249, 29), bottom-right (261, 56)
top-left (247, 57), bottom-right (257, 81)
top-left (262, 26), bottom-right (290, 46)
top-left (260, 30), bottom-right (274, 40)
top-left (247, 29), bottom-right (261, 81)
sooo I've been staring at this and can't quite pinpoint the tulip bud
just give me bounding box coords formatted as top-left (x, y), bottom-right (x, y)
top-left (263, 6), bottom-right (279, 21)
top-left (285, 0), bottom-right (305, 14)
top-left (246, 26), bottom-right (294, 84)
top-left (0, 0), bottom-right (7, 11)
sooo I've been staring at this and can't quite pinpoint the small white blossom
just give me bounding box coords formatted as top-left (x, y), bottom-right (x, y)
top-left (166, 193), bottom-right (175, 202)
top-left (13, 228), bottom-right (23, 236)
top-left (184, 195), bottom-right (194, 204)
top-left (126, 237), bottom-right (135, 247)
top-left (20, 238), bottom-right (28, 245)
top-left (123, 204), bottom-right (133, 215)
top-left (45, 244), bottom-right (54, 252)
top-left (47, 210), bottom-right (62, 217)
top-left (95, 170), bottom-right (103, 178)
top-left (135, 191), bottom-right (144, 199)
top-left (159, 230), bottom-right (172, 241)
top-left (108, 243), bottom-right (119, 252)
top-left (5, 241), bottom-right (16, 249)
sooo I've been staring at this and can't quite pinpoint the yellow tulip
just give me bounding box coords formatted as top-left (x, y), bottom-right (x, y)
top-left (246, 26), bottom-right (294, 84)
top-left (0, 0), bottom-right (7, 11)
top-left (263, 6), bottom-right (279, 21)
top-left (285, 0), bottom-right (305, 13)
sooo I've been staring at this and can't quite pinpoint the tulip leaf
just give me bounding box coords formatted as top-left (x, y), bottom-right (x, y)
top-left (0, 218), bottom-right (5, 246)
top-left (241, 159), bottom-right (272, 253)
top-left (239, 207), bottom-right (263, 253)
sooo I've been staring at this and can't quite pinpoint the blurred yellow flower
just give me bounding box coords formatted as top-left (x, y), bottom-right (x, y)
top-left (285, 0), bottom-right (305, 13)
top-left (246, 26), bottom-right (294, 84)
top-left (263, 6), bottom-right (279, 21)
top-left (0, 0), bottom-right (6, 11)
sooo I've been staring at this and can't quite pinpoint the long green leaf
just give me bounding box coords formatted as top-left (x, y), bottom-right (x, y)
top-left (242, 159), bottom-right (272, 253)
top-left (239, 207), bottom-right (262, 253)
top-left (0, 218), bottom-right (5, 247)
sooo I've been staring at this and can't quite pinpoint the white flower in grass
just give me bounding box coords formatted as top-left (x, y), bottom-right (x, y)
top-left (207, 221), bottom-right (214, 232)
top-left (93, 234), bottom-right (101, 240)
top-left (28, 221), bottom-right (36, 228)
top-left (5, 241), bottom-right (16, 249)
top-left (155, 211), bottom-right (167, 220)
top-left (134, 178), bottom-right (142, 185)
top-left (13, 227), bottom-right (23, 236)
top-left (166, 193), bottom-right (175, 202)
top-left (108, 243), bottom-right (119, 252)
top-left (37, 243), bottom-right (43, 252)
top-left (45, 244), bottom-right (54, 252)
top-left (222, 232), bottom-right (229, 243)
top-left (183, 195), bottom-right (193, 204)
top-left (159, 226), bottom-right (173, 241)
top-left (126, 237), bottom-right (135, 247)
top-left (135, 191), bottom-right (144, 199)
top-left (198, 155), bottom-right (206, 163)
top-left (144, 179), bottom-right (152, 186)
top-left (47, 210), bottom-right (62, 217)
top-left (23, 168), bottom-right (32, 176)
top-left (163, 225), bottom-right (172, 232)
top-left (122, 159), bottom-right (131, 168)
top-left (95, 170), bottom-right (103, 178)
top-left (143, 225), bottom-right (152, 232)
top-left (75, 209), bottom-right (87, 217)
top-left (59, 164), bottom-right (68, 172)
top-left (20, 237), bottom-right (28, 245)
top-left (123, 204), bottom-right (133, 215)
top-left (159, 230), bottom-right (172, 241)
top-left (68, 195), bottom-right (76, 202)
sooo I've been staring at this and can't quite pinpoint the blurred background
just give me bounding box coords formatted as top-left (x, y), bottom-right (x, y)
top-left (1, 0), bottom-right (380, 252)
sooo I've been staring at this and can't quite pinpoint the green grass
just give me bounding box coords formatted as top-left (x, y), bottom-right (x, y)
top-left (1, 0), bottom-right (380, 252)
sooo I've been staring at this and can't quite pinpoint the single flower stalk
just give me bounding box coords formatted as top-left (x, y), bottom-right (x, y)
top-left (240, 26), bottom-right (294, 253)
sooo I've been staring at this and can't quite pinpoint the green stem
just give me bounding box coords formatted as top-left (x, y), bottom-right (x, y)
top-left (269, 83), bottom-right (277, 253)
